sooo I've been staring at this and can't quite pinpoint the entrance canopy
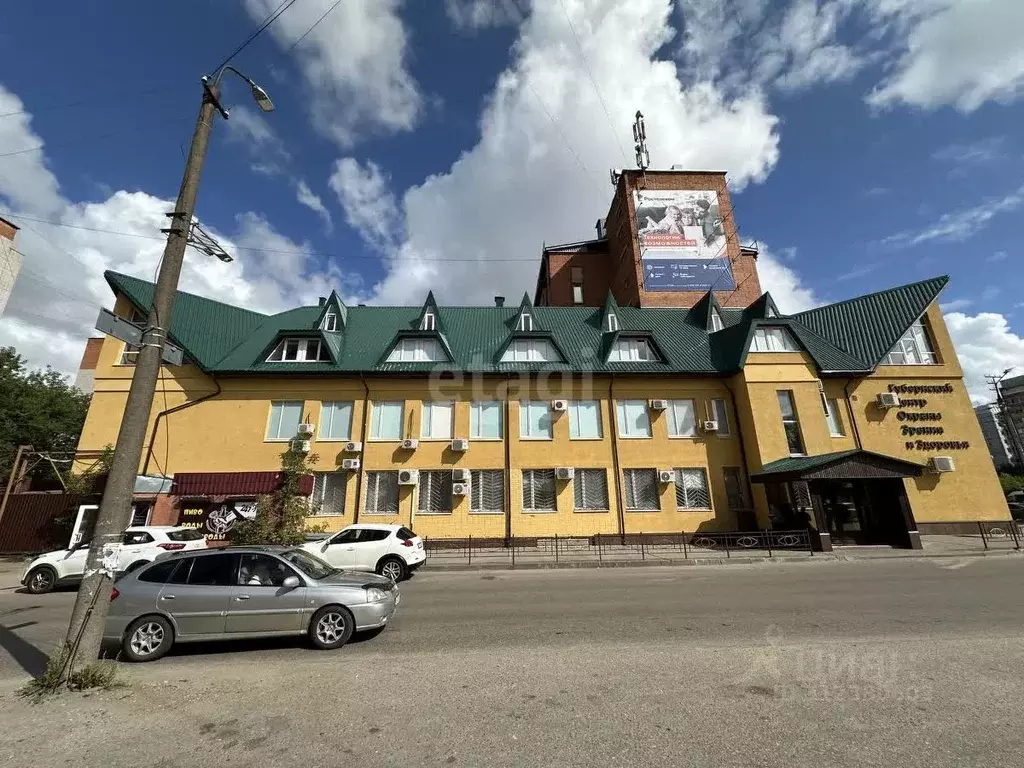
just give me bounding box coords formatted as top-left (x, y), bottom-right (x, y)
top-left (750, 450), bottom-right (925, 483)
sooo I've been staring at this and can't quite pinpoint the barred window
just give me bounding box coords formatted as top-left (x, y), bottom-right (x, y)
top-left (573, 469), bottom-right (609, 511)
top-left (365, 471), bottom-right (399, 515)
top-left (418, 471), bottom-right (453, 514)
top-left (471, 470), bottom-right (504, 514)
top-left (522, 469), bottom-right (556, 512)
top-left (675, 468), bottom-right (711, 510)
top-left (311, 472), bottom-right (347, 516)
top-left (723, 467), bottom-right (750, 510)
top-left (624, 469), bottom-right (660, 511)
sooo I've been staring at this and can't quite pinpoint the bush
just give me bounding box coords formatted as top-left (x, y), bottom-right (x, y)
top-left (19, 647), bottom-right (124, 701)
top-left (232, 448), bottom-right (321, 546)
top-left (999, 473), bottom-right (1024, 496)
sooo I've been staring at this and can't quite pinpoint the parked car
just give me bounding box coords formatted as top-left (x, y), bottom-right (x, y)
top-left (21, 526), bottom-right (208, 594)
top-left (301, 524), bottom-right (425, 581)
top-left (105, 547), bottom-right (399, 662)
top-left (1008, 502), bottom-right (1024, 522)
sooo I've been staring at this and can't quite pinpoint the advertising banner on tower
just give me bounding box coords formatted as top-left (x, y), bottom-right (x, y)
top-left (634, 189), bottom-right (735, 291)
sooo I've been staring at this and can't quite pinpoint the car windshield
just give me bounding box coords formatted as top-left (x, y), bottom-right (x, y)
top-left (280, 549), bottom-right (335, 580)
top-left (166, 529), bottom-right (205, 542)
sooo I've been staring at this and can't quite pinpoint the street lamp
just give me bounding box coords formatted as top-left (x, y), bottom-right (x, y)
top-left (60, 63), bottom-right (276, 669)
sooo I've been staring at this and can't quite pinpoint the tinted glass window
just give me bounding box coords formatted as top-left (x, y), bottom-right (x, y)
top-left (238, 554), bottom-right (296, 587)
top-left (138, 559), bottom-right (180, 584)
top-left (167, 557), bottom-right (192, 584)
top-left (331, 529), bottom-right (359, 544)
top-left (186, 554), bottom-right (237, 586)
top-left (397, 527), bottom-right (415, 541)
top-left (280, 549), bottom-right (334, 580)
top-left (362, 529), bottom-right (391, 542)
top-left (122, 531), bottom-right (154, 545)
top-left (166, 529), bottom-right (205, 542)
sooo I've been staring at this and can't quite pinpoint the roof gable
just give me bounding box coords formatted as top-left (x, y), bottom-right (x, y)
top-left (315, 291), bottom-right (347, 330)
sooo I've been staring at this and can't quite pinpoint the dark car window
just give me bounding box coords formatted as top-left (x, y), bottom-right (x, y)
top-left (122, 531), bottom-right (154, 545)
top-left (397, 527), bottom-right (416, 541)
top-left (166, 529), bottom-right (205, 542)
top-left (137, 559), bottom-right (180, 584)
top-left (357, 529), bottom-right (391, 543)
top-left (280, 549), bottom-right (334, 580)
top-left (330, 529), bottom-right (360, 545)
top-left (238, 554), bottom-right (296, 587)
top-left (186, 554), bottom-right (238, 586)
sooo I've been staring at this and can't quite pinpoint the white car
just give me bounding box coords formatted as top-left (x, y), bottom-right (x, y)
top-left (21, 526), bottom-right (208, 594)
top-left (302, 524), bottom-right (425, 581)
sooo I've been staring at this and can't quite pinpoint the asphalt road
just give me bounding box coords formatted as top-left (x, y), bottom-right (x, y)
top-left (1, 557), bottom-right (1023, 767)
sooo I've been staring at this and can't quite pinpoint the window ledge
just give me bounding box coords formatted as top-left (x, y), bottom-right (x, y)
top-left (618, 435), bottom-right (653, 440)
top-left (519, 436), bottom-right (554, 441)
top-left (419, 437), bottom-right (454, 442)
top-left (416, 511), bottom-right (453, 516)
top-left (574, 508), bottom-right (610, 513)
top-left (317, 438), bottom-right (353, 443)
top-left (264, 438), bottom-right (293, 443)
top-left (667, 435), bottom-right (699, 440)
top-left (625, 509), bottom-right (662, 513)
top-left (469, 511), bottom-right (505, 515)
top-left (677, 508), bottom-right (712, 512)
top-left (469, 437), bottom-right (504, 442)
top-left (363, 511), bottom-right (399, 516)
top-left (522, 510), bottom-right (557, 514)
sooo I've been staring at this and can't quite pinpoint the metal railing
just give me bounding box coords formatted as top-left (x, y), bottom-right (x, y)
top-left (975, 521), bottom-right (1021, 551)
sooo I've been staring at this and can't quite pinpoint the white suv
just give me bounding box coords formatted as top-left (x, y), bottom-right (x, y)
top-left (302, 524), bottom-right (425, 581)
top-left (21, 526), bottom-right (208, 594)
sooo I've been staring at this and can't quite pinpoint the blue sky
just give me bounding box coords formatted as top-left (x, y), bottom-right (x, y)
top-left (0, 0), bottom-right (1022, 401)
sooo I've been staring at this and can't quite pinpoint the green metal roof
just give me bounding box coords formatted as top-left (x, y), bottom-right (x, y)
top-left (750, 450), bottom-right (925, 480)
top-left (104, 270), bottom-right (948, 378)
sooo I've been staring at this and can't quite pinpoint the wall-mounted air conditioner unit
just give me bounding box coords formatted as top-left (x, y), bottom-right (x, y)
top-left (555, 467), bottom-right (574, 480)
top-left (658, 469), bottom-right (676, 484)
top-left (551, 399), bottom-right (569, 412)
top-left (701, 420), bottom-right (719, 432)
top-left (343, 441), bottom-right (362, 453)
top-left (398, 469), bottom-right (419, 485)
top-left (877, 392), bottom-right (901, 409)
top-left (649, 399), bottom-right (669, 410)
top-left (341, 458), bottom-right (361, 470)
top-left (297, 423), bottom-right (315, 437)
top-left (929, 456), bottom-right (955, 473)
top-left (452, 468), bottom-right (470, 483)
top-left (452, 483), bottom-right (469, 496)
top-left (401, 438), bottom-right (419, 450)
top-left (451, 438), bottom-right (469, 452)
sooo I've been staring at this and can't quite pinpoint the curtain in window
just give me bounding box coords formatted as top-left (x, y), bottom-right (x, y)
top-left (471, 401), bottom-right (502, 439)
top-left (675, 468), bottom-right (710, 509)
top-left (269, 402), bottom-right (303, 440)
top-left (569, 401), bottom-right (602, 438)
top-left (667, 400), bottom-right (696, 436)
top-left (520, 401), bottom-right (552, 438)
top-left (321, 402), bottom-right (353, 440)
top-left (421, 402), bottom-right (454, 439)
top-left (616, 401), bottom-right (651, 437)
top-left (371, 402), bottom-right (403, 439)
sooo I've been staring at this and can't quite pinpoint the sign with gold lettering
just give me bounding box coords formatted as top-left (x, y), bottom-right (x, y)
top-left (179, 499), bottom-right (257, 542)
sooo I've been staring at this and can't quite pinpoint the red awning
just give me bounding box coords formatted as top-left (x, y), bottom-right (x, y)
top-left (172, 472), bottom-right (314, 497)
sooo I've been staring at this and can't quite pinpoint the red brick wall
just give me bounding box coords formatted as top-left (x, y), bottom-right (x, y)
top-left (0, 217), bottom-right (16, 242)
top-left (78, 338), bottom-right (103, 372)
top-left (606, 170), bottom-right (762, 308)
top-left (148, 494), bottom-right (177, 526)
top-left (542, 251), bottom-right (612, 306)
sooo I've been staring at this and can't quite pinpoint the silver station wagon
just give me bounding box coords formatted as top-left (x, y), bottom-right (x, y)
top-left (104, 546), bottom-right (399, 662)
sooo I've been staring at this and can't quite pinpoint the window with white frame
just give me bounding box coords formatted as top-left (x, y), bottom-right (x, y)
top-left (519, 400), bottom-right (552, 439)
top-left (500, 338), bottom-right (560, 362)
top-left (311, 472), bottom-right (346, 515)
top-left (750, 327), bottom-right (800, 352)
top-left (883, 319), bottom-right (937, 365)
top-left (365, 471), bottom-right (399, 514)
top-left (118, 308), bottom-right (146, 365)
top-left (573, 469), bottom-right (609, 511)
top-left (522, 469), bottom-right (556, 511)
top-left (470, 401), bottom-right (502, 439)
top-left (370, 401), bottom-right (404, 440)
top-left (572, 284), bottom-right (584, 304)
top-left (266, 338), bottom-right (330, 363)
top-left (675, 468), bottom-right (711, 509)
top-left (517, 312), bottom-right (534, 332)
top-left (420, 312), bottom-right (436, 331)
top-left (604, 312), bottom-right (619, 332)
top-left (623, 469), bottom-right (660, 511)
top-left (322, 313), bottom-right (338, 332)
top-left (710, 307), bottom-right (725, 332)
top-left (615, 400), bottom-right (651, 438)
top-left (421, 401), bottom-right (454, 440)
top-left (267, 401), bottom-right (303, 441)
top-left (608, 337), bottom-right (655, 362)
top-left (711, 398), bottom-right (731, 436)
top-left (319, 401), bottom-right (353, 441)
top-left (569, 400), bottom-right (602, 439)
top-left (825, 397), bottom-right (845, 437)
top-left (386, 337), bottom-right (447, 363)
top-left (471, 470), bottom-right (504, 514)
top-left (417, 470), bottom-right (452, 514)
top-left (667, 399), bottom-right (697, 437)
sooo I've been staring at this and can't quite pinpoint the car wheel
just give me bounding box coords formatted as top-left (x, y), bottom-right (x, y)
top-left (309, 605), bottom-right (355, 650)
top-left (122, 615), bottom-right (174, 662)
top-left (26, 566), bottom-right (57, 594)
top-left (377, 556), bottom-right (406, 582)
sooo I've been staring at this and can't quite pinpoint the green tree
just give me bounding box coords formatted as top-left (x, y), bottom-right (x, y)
top-left (998, 472), bottom-right (1024, 496)
top-left (0, 346), bottom-right (91, 484)
top-left (231, 447), bottom-right (322, 545)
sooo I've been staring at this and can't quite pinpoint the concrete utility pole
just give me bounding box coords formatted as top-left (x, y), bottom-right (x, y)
top-left (986, 370), bottom-right (1024, 470)
top-left (61, 69), bottom-right (274, 668)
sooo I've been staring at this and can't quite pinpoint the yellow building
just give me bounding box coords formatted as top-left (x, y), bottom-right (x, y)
top-left (75, 170), bottom-right (1010, 550)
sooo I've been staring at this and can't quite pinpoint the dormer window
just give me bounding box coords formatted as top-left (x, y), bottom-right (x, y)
top-left (421, 312), bottom-right (436, 331)
top-left (267, 338), bottom-right (330, 363)
top-left (765, 306), bottom-right (777, 318)
top-left (608, 338), bottom-right (655, 362)
top-left (501, 338), bottom-right (560, 362)
top-left (604, 313), bottom-right (619, 333)
top-left (751, 327), bottom-right (800, 352)
top-left (386, 337), bottom-right (447, 362)
top-left (883, 318), bottom-right (937, 365)
top-left (517, 312), bottom-right (533, 332)
top-left (322, 313), bottom-right (338, 332)
top-left (710, 307), bottom-right (724, 332)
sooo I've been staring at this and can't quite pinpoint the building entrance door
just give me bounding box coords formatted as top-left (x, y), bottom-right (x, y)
top-left (819, 479), bottom-right (909, 547)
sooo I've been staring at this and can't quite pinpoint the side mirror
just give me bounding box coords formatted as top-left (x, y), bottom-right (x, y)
top-left (282, 575), bottom-right (301, 589)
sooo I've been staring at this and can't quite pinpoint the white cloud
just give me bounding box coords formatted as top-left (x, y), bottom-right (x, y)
top-left (932, 136), bottom-right (1006, 164)
top-left (882, 183), bottom-right (1024, 248)
top-left (0, 86), bottom-right (63, 216)
top-left (945, 311), bottom-right (1024, 402)
top-left (445, 0), bottom-right (527, 30)
top-left (940, 298), bottom-right (972, 313)
top-left (294, 179), bottom-right (333, 232)
top-left (328, 157), bottom-right (403, 255)
top-left (356, 0), bottom-right (779, 307)
top-left (867, 0), bottom-right (1024, 112)
top-left (988, 250), bottom-right (1008, 263)
top-left (242, 0), bottom-right (422, 146)
top-left (756, 244), bottom-right (819, 313)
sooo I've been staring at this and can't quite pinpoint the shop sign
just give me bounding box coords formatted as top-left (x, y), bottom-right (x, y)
top-left (887, 383), bottom-right (971, 451)
top-left (179, 498), bottom-right (257, 542)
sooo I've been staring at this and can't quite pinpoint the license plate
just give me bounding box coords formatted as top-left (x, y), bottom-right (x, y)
top-left (417, 542), bottom-right (423, 549)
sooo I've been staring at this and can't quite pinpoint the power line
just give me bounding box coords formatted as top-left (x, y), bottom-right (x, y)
top-left (214, 0), bottom-right (304, 73)
top-left (283, 0), bottom-right (345, 56)
top-left (0, 115), bottom-right (188, 159)
top-left (555, 0), bottom-right (630, 166)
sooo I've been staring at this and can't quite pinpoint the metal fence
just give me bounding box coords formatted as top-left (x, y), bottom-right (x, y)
top-left (422, 529), bottom-right (815, 567)
top-left (970, 521), bottom-right (1020, 551)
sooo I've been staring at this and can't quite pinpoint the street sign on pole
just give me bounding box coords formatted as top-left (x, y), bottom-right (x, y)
top-left (95, 308), bottom-right (185, 366)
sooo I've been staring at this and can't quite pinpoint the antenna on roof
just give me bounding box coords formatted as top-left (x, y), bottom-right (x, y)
top-left (633, 111), bottom-right (650, 171)
top-left (161, 215), bottom-right (234, 263)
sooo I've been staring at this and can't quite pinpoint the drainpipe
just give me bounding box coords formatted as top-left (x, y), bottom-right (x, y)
top-left (843, 379), bottom-right (863, 450)
top-left (609, 376), bottom-right (626, 540)
top-left (723, 380), bottom-right (756, 528)
top-left (354, 374), bottom-right (370, 523)
top-left (504, 375), bottom-right (513, 543)
top-left (142, 378), bottom-right (221, 476)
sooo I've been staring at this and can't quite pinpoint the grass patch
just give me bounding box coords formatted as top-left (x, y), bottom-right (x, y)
top-left (19, 647), bottom-right (126, 701)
